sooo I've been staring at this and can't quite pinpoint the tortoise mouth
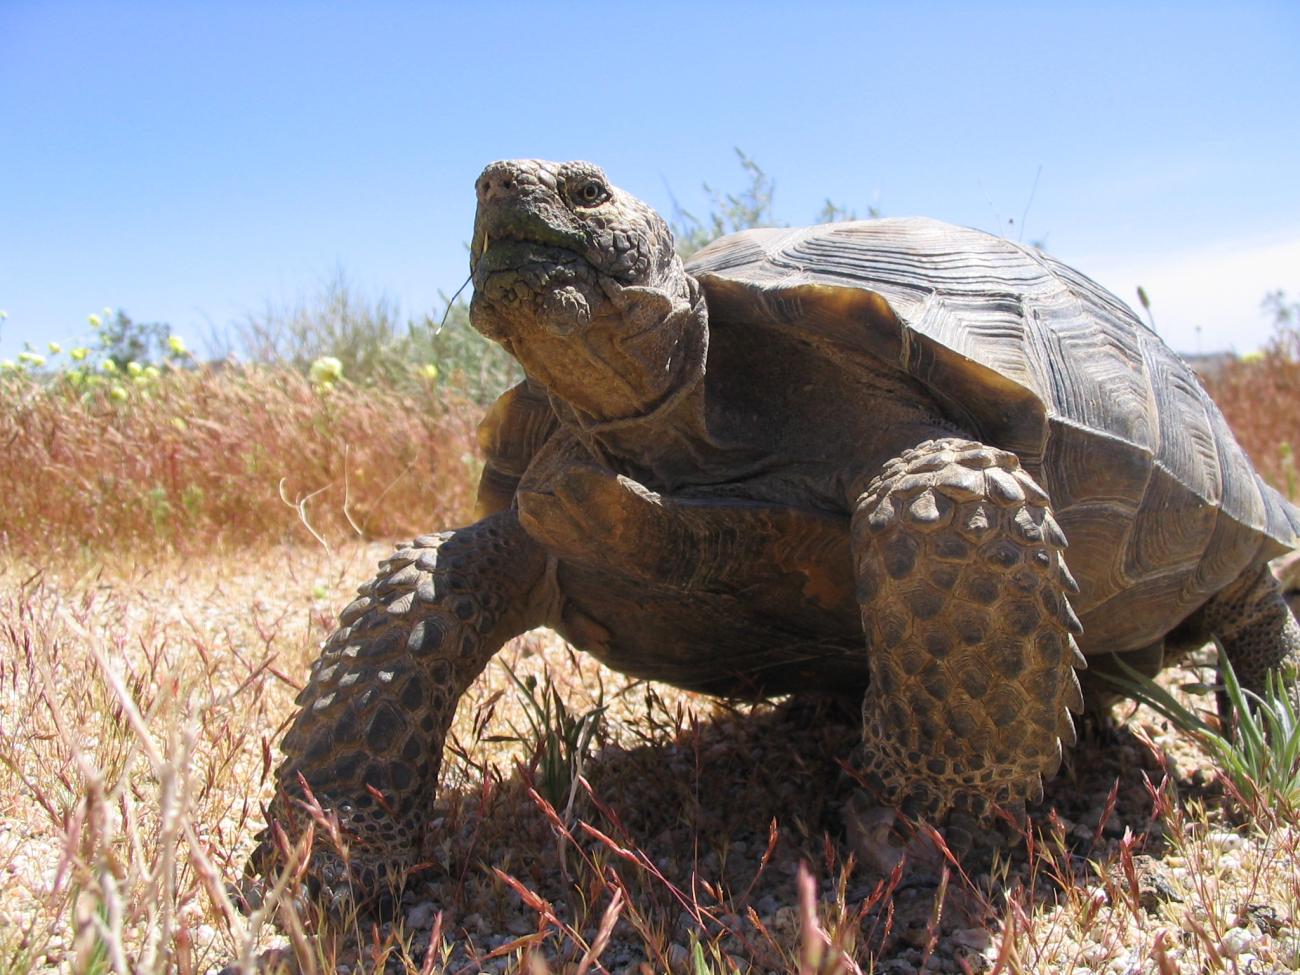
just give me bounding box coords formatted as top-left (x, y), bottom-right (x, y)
top-left (470, 205), bottom-right (588, 272)
top-left (470, 238), bottom-right (598, 306)
top-left (469, 232), bottom-right (606, 343)
top-left (468, 216), bottom-right (601, 309)
top-left (472, 237), bottom-right (581, 278)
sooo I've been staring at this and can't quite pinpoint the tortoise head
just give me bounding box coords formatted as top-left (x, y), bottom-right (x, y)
top-left (469, 159), bottom-right (706, 422)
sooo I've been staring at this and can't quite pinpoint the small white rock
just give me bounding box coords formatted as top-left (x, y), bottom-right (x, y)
top-left (1219, 927), bottom-right (1256, 959)
top-left (1082, 943), bottom-right (1109, 965)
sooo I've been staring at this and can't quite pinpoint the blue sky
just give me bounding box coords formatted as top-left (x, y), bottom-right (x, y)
top-left (2, 2), bottom-right (1298, 361)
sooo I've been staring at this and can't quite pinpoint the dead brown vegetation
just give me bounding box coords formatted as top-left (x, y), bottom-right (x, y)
top-left (1203, 328), bottom-right (1300, 499)
top-left (0, 366), bottom-right (480, 557)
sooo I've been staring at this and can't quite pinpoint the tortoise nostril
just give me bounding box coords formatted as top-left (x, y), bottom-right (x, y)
top-left (477, 172), bottom-right (521, 205)
top-left (477, 161), bottom-right (538, 205)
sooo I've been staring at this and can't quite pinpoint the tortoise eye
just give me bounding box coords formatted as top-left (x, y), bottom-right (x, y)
top-left (573, 179), bottom-right (608, 207)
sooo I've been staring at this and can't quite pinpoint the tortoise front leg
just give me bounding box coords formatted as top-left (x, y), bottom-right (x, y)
top-left (256, 510), bottom-right (551, 907)
top-left (516, 441), bottom-right (854, 603)
top-left (849, 438), bottom-right (1085, 864)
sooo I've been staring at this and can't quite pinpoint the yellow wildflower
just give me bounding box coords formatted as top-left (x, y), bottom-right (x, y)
top-left (310, 356), bottom-right (344, 386)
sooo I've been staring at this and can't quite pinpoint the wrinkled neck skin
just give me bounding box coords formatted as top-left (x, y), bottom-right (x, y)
top-left (473, 259), bottom-right (727, 490)
top-left (564, 279), bottom-right (740, 490)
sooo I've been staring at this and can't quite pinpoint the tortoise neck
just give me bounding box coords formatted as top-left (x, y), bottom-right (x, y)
top-left (549, 289), bottom-right (723, 489)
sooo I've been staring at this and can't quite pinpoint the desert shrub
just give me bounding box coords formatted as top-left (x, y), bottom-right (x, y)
top-left (409, 300), bottom-right (524, 405)
top-left (670, 149), bottom-right (869, 259)
top-left (671, 150), bottom-right (780, 258)
top-left (96, 309), bottom-right (174, 370)
top-left (234, 271), bottom-right (520, 404)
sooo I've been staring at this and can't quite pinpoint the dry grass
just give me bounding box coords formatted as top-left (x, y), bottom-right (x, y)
top-left (0, 366), bottom-right (480, 558)
top-left (1203, 330), bottom-right (1300, 499)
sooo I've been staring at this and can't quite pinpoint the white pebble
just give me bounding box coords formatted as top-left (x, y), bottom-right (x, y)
top-left (1219, 927), bottom-right (1256, 959)
top-left (1083, 943), bottom-right (1109, 965)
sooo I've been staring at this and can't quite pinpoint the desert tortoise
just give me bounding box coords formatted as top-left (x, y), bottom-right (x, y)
top-left (256, 159), bottom-right (1300, 901)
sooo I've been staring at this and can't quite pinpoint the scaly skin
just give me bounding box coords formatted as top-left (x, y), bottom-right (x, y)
top-left (853, 439), bottom-right (1085, 815)
top-left (255, 512), bottom-right (549, 906)
top-left (1197, 563), bottom-right (1300, 710)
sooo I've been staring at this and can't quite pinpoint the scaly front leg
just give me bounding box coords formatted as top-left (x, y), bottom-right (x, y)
top-left (849, 438), bottom-right (1085, 869)
top-left (254, 510), bottom-right (551, 908)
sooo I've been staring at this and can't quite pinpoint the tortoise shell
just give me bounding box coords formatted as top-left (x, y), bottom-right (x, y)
top-left (685, 218), bottom-right (1300, 654)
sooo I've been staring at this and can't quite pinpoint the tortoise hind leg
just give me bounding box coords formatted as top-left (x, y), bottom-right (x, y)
top-left (848, 438), bottom-right (1085, 866)
top-left (255, 510), bottom-right (551, 908)
top-left (1078, 640), bottom-right (1165, 720)
top-left (1200, 563), bottom-right (1300, 704)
